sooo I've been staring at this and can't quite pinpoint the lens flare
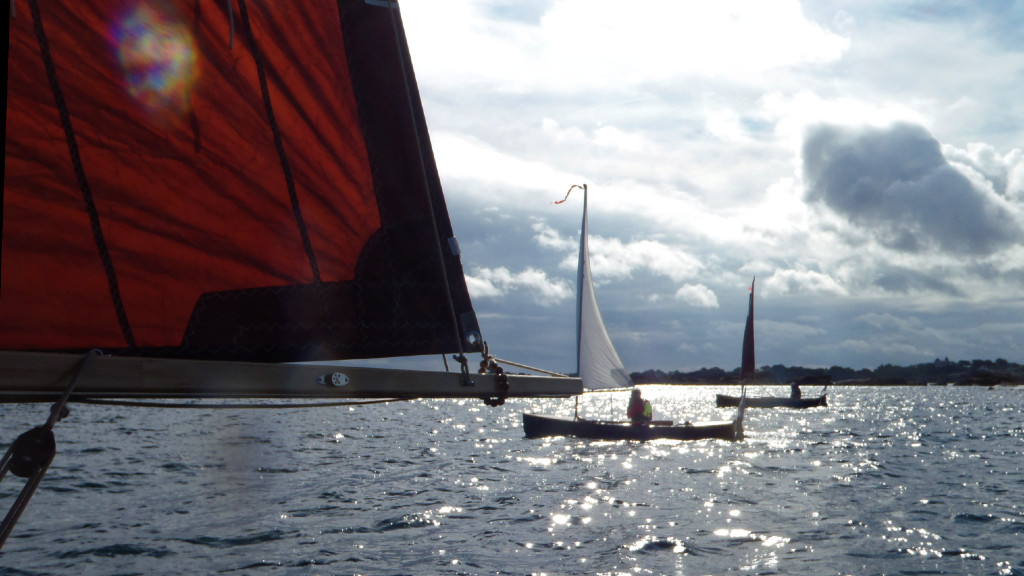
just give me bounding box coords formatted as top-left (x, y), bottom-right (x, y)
top-left (114, 2), bottom-right (198, 123)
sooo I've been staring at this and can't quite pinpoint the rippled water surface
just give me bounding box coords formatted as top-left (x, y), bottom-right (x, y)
top-left (2, 385), bottom-right (1022, 575)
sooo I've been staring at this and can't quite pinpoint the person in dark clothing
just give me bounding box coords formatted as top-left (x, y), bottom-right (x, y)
top-left (790, 381), bottom-right (801, 399)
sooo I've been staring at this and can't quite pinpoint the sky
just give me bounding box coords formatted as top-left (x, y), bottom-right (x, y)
top-left (364, 0), bottom-right (1024, 375)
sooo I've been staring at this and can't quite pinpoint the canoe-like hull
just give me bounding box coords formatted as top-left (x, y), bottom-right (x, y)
top-left (715, 394), bottom-right (826, 408)
top-left (522, 413), bottom-right (743, 441)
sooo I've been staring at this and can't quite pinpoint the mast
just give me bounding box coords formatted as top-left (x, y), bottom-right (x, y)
top-left (575, 185), bottom-right (589, 379)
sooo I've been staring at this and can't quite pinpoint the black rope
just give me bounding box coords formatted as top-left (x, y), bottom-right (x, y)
top-left (28, 0), bottom-right (135, 347)
top-left (237, 0), bottom-right (321, 285)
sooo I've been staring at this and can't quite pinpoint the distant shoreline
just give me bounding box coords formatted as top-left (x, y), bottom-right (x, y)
top-left (644, 379), bottom-right (1023, 387)
top-left (629, 358), bottom-right (1024, 387)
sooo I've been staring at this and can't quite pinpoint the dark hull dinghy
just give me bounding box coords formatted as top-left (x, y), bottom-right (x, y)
top-left (715, 394), bottom-right (826, 409)
top-left (523, 412), bottom-right (744, 441)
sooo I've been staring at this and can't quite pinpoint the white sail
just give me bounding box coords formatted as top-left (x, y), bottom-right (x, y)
top-left (576, 186), bottom-right (633, 390)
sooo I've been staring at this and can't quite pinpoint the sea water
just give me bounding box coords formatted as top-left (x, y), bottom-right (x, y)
top-left (1, 385), bottom-right (1021, 575)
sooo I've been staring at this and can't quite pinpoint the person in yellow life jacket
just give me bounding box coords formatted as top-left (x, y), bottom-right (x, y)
top-left (627, 388), bottom-right (653, 426)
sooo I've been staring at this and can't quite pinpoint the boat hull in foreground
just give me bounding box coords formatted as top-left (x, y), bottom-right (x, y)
top-left (715, 394), bottom-right (826, 408)
top-left (522, 413), bottom-right (743, 441)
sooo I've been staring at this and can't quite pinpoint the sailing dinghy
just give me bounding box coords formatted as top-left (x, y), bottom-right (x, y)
top-left (1, 0), bottom-right (579, 547)
top-left (522, 185), bottom-right (745, 441)
top-left (715, 278), bottom-right (828, 408)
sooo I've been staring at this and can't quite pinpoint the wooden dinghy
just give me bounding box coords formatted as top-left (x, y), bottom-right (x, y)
top-left (522, 412), bottom-right (743, 441)
top-left (715, 393), bottom-right (826, 409)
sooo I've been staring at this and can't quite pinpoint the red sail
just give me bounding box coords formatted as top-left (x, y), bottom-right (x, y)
top-left (2, 0), bottom-right (480, 362)
top-left (740, 277), bottom-right (756, 380)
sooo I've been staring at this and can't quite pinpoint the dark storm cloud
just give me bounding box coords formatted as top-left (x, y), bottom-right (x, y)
top-left (802, 123), bottom-right (1022, 255)
top-left (873, 266), bottom-right (964, 297)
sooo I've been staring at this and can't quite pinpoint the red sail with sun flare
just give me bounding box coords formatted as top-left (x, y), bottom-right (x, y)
top-left (2, 0), bottom-right (480, 362)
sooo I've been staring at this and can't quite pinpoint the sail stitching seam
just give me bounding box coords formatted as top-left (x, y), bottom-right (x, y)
top-left (27, 0), bottom-right (136, 348)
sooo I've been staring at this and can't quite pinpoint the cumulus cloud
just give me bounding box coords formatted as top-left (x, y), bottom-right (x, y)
top-left (764, 268), bottom-right (847, 296)
top-left (674, 284), bottom-right (719, 308)
top-left (942, 143), bottom-right (1024, 201)
top-left (531, 221), bottom-right (576, 251)
top-left (586, 237), bottom-right (704, 283)
top-left (802, 123), bottom-right (1023, 255)
top-left (466, 266), bottom-right (572, 306)
top-left (533, 223), bottom-right (705, 284)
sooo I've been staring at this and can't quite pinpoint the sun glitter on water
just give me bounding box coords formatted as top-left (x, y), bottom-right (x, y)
top-left (113, 2), bottom-right (198, 124)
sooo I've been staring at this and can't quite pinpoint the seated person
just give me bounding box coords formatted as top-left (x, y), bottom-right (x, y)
top-left (627, 388), bottom-right (653, 425)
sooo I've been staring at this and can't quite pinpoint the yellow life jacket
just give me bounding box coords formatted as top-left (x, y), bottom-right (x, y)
top-left (642, 400), bottom-right (652, 419)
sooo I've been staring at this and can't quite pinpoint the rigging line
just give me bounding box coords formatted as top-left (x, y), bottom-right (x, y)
top-left (490, 357), bottom-right (569, 378)
top-left (580, 386), bottom-right (633, 395)
top-left (237, 0), bottom-right (321, 284)
top-left (73, 397), bottom-right (408, 409)
top-left (382, 1), bottom-right (466, 355)
top-left (0, 349), bottom-right (98, 550)
top-left (27, 0), bottom-right (136, 348)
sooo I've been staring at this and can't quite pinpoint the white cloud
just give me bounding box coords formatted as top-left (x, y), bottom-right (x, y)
top-left (531, 221), bottom-right (576, 251)
top-left (762, 91), bottom-right (930, 150)
top-left (943, 142), bottom-right (1024, 201)
top-left (403, 0), bottom-right (849, 92)
top-left (592, 125), bottom-right (650, 154)
top-left (674, 284), bottom-right (719, 308)
top-left (537, 0), bottom-right (848, 87)
top-left (431, 131), bottom-right (582, 203)
top-left (466, 267), bottom-right (572, 306)
top-left (586, 237), bottom-right (704, 283)
top-left (764, 268), bottom-right (847, 296)
top-left (532, 223), bottom-right (705, 284)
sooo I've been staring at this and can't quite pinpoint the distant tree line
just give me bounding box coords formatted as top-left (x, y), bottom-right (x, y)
top-left (630, 357), bottom-right (1024, 386)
